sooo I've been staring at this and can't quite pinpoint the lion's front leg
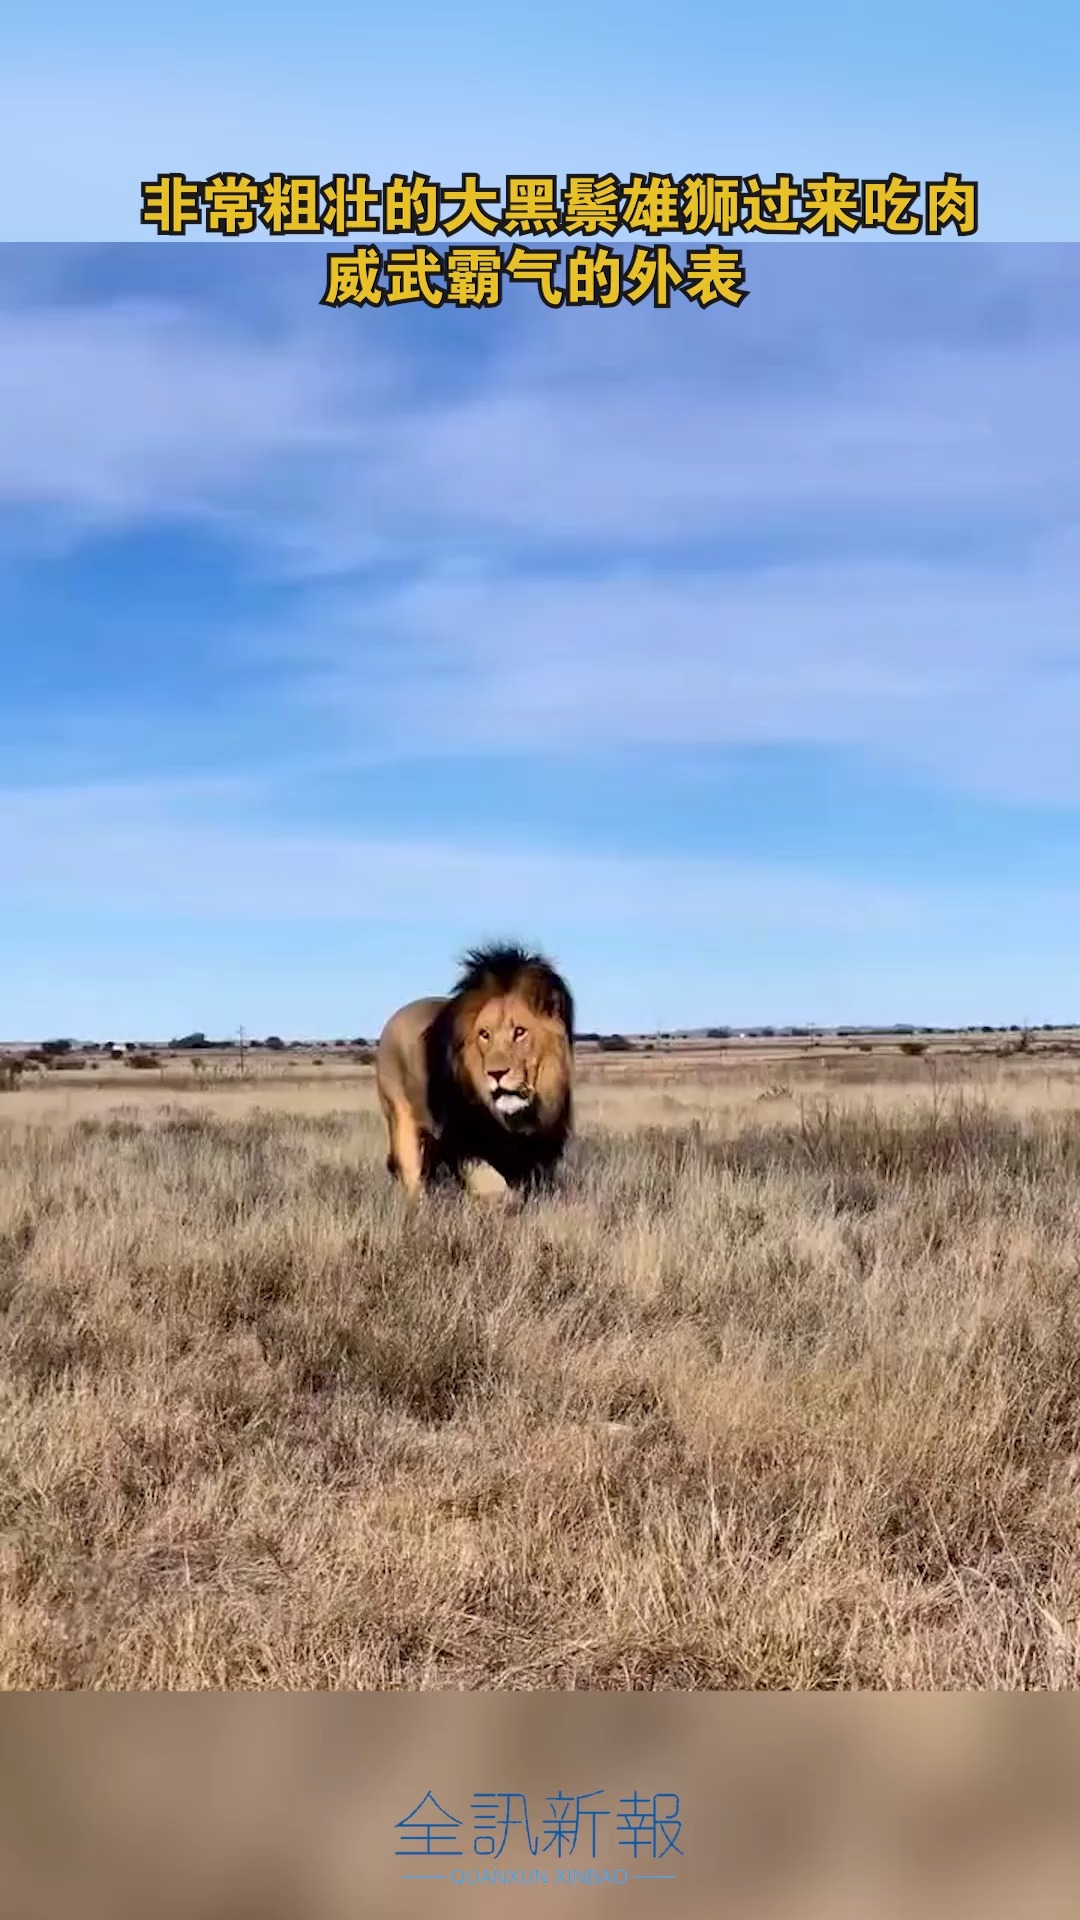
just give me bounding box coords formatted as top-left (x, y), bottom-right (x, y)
top-left (460, 1159), bottom-right (510, 1201)
top-left (387, 1103), bottom-right (427, 1197)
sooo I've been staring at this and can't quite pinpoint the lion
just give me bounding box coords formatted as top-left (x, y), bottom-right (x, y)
top-left (375, 943), bottom-right (574, 1200)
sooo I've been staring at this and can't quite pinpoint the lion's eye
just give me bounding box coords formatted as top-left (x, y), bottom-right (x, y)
top-left (477, 1028), bottom-right (490, 1043)
top-left (513, 1025), bottom-right (527, 1041)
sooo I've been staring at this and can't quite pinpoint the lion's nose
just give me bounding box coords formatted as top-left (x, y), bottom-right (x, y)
top-left (489, 1068), bottom-right (507, 1084)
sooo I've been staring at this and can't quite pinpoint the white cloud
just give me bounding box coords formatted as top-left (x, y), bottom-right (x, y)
top-left (2, 261), bottom-right (1078, 561)
top-left (2, 257), bottom-right (1080, 805)
top-left (283, 536), bottom-right (1080, 803)
top-left (7, 778), bottom-right (1080, 1037)
top-left (0, 781), bottom-right (916, 935)
top-left (0, 297), bottom-right (367, 539)
top-left (373, 337), bottom-right (1080, 544)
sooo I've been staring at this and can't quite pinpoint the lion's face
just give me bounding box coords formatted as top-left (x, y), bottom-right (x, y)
top-left (459, 991), bottom-right (567, 1129)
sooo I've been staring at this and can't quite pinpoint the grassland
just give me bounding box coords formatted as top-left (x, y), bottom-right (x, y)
top-left (4, 1044), bottom-right (1080, 1688)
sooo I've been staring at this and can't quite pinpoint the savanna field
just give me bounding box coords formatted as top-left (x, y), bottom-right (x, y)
top-left (5, 1044), bottom-right (1080, 1689)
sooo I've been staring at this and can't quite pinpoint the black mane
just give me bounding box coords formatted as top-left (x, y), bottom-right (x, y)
top-left (452, 942), bottom-right (574, 1037)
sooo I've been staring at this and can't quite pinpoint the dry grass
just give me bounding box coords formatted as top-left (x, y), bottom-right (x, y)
top-left (4, 1056), bottom-right (1080, 1689)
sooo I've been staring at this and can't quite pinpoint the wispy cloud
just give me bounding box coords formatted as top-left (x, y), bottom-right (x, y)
top-left (0, 294), bottom-right (365, 547)
top-left (270, 533), bottom-right (1080, 803)
top-left (0, 780), bottom-right (917, 934)
top-left (5, 776), bottom-right (1080, 1036)
top-left (4, 249), bottom-right (1066, 803)
top-left (3, 252), bottom-right (1078, 570)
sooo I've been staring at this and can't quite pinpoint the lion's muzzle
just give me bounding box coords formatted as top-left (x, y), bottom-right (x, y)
top-left (489, 1080), bottom-right (532, 1118)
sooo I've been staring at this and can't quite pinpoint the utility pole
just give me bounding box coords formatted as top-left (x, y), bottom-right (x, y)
top-left (238, 1024), bottom-right (247, 1075)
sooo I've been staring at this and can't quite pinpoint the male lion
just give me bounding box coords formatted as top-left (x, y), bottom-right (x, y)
top-left (375, 943), bottom-right (574, 1199)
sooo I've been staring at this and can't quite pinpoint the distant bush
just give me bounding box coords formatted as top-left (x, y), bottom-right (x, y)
top-left (349, 1047), bottom-right (375, 1065)
top-left (598, 1034), bottom-right (634, 1053)
top-left (899, 1041), bottom-right (928, 1057)
top-left (264, 1036), bottom-right (286, 1051)
top-left (129, 1052), bottom-right (161, 1070)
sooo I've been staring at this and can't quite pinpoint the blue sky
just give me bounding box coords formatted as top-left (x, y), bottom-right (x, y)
top-left (3, 240), bottom-right (1080, 1039)
top-left (1, 0), bottom-right (1078, 239)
